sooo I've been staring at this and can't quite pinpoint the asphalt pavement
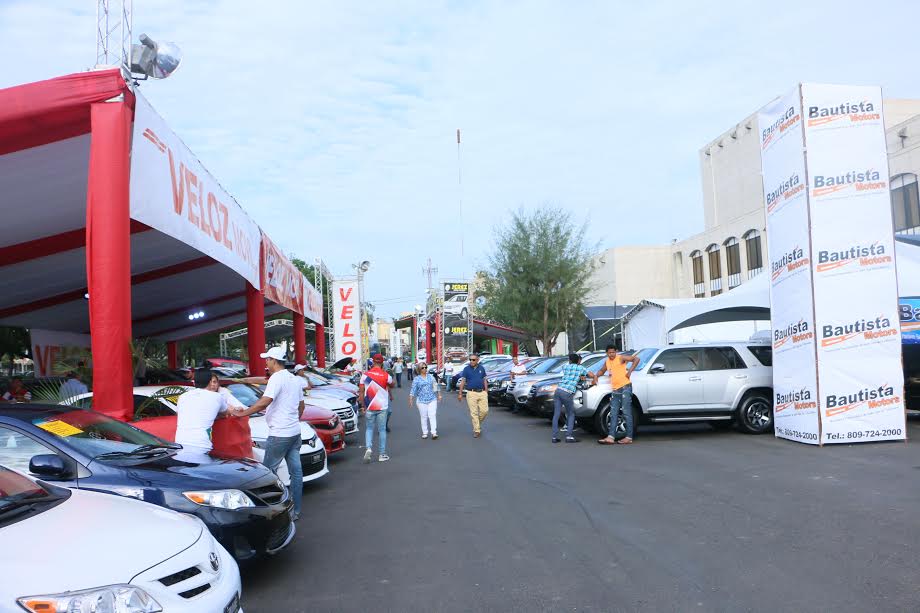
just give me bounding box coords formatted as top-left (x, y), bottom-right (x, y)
top-left (243, 387), bottom-right (920, 612)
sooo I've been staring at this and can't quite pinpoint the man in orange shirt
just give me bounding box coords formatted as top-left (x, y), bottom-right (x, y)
top-left (597, 344), bottom-right (640, 445)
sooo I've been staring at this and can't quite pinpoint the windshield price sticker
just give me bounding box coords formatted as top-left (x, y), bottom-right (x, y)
top-left (34, 419), bottom-right (84, 437)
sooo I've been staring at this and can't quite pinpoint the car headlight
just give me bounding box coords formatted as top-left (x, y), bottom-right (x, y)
top-left (19, 585), bottom-right (162, 613)
top-left (183, 489), bottom-right (255, 509)
top-left (541, 384), bottom-right (558, 393)
top-left (500, 381), bottom-right (508, 389)
top-left (329, 417), bottom-right (338, 427)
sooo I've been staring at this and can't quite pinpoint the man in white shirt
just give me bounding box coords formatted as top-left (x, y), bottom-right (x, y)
top-left (293, 364), bottom-right (312, 394)
top-left (175, 369), bottom-right (230, 453)
top-left (509, 355), bottom-right (529, 414)
top-left (233, 346), bottom-right (305, 520)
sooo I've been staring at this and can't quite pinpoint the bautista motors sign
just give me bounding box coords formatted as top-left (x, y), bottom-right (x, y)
top-left (130, 94), bottom-right (261, 287)
top-left (332, 280), bottom-right (362, 363)
top-left (759, 83), bottom-right (906, 445)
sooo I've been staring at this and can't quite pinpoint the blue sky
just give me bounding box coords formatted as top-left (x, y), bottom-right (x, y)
top-left (2, 0), bottom-right (919, 318)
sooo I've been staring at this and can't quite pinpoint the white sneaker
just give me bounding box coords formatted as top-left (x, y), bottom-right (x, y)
top-left (378, 454), bottom-right (390, 462)
top-left (363, 448), bottom-right (373, 463)
top-left (421, 434), bottom-right (428, 439)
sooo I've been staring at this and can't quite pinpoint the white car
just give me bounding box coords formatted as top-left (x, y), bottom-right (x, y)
top-left (0, 465), bottom-right (242, 613)
top-left (64, 386), bottom-right (328, 485)
top-left (442, 293), bottom-right (468, 319)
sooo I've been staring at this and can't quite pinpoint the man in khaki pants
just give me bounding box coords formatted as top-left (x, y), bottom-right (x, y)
top-left (457, 354), bottom-right (489, 438)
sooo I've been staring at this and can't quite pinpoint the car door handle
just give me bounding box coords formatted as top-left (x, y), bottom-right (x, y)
top-left (688, 376), bottom-right (702, 381)
top-left (732, 374), bottom-right (748, 379)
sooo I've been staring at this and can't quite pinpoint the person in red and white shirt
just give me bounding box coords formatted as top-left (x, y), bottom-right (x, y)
top-left (359, 354), bottom-right (393, 463)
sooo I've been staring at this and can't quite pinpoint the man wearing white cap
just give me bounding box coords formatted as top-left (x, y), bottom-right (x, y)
top-left (231, 346), bottom-right (305, 520)
top-left (293, 364), bottom-right (312, 394)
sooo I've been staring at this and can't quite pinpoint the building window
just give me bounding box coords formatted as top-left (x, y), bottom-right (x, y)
top-left (744, 230), bottom-right (763, 278)
top-left (690, 250), bottom-right (705, 298)
top-left (891, 174), bottom-right (920, 234)
top-left (725, 237), bottom-right (741, 289)
top-left (707, 244), bottom-right (722, 294)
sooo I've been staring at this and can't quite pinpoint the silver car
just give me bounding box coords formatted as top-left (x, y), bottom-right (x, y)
top-left (504, 356), bottom-right (569, 409)
top-left (576, 342), bottom-right (773, 437)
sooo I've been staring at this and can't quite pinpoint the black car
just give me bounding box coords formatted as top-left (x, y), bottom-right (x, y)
top-left (0, 404), bottom-right (294, 561)
top-left (528, 377), bottom-right (563, 417)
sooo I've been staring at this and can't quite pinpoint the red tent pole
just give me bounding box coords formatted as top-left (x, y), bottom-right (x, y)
top-left (167, 341), bottom-right (178, 369)
top-left (293, 312), bottom-right (306, 364)
top-left (246, 282), bottom-right (265, 375)
top-left (315, 323), bottom-right (326, 367)
top-left (512, 341), bottom-right (519, 358)
top-left (86, 100), bottom-right (133, 421)
top-left (425, 319), bottom-right (433, 364)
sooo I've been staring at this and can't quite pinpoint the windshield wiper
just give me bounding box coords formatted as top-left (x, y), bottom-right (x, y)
top-left (93, 442), bottom-right (181, 460)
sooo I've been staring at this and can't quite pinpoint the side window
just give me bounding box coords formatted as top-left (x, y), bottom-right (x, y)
top-left (702, 347), bottom-right (746, 370)
top-left (652, 349), bottom-right (702, 373)
top-left (747, 345), bottom-right (772, 366)
top-left (0, 425), bottom-right (56, 475)
top-left (133, 395), bottom-right (175, 420)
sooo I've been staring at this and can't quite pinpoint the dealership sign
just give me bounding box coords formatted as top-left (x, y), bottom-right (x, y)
top-left (759, 83), bottom-right (905, 445)
top-left (332, 280), bottom-right (361, 363)
top-left (442, 282), bottom-right (471, 365)
top-left (261, 234), bottom-right (303, 315)
top-left (30, 329), bottom-right (92, 378)
top-left (130, 94), bottom-right (261, 287)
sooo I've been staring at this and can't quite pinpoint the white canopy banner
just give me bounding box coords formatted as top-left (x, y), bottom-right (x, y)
top-left (130, 94), bottom-right (261, 287)
top-left (30, 329), bottom-right (92, 377)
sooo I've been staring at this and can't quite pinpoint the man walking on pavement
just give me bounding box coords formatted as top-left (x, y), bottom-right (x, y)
top-left (360, 354), bottom-right (394, 462)
top-left (457, 353), bottom-right (489, 438)
top-left (393, 357), bottom-right (404, 388)
top-left (597, 344), bottom-right (641, 445)
top-left (232, 346), bottom-right (305, 520)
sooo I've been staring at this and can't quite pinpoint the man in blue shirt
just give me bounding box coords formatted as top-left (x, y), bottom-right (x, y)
top-left (553, 353), bottom-right (598, 443)
top-left (457, 353), bottom-right (489, 438)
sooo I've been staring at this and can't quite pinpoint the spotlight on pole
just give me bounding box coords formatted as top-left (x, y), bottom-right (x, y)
top-left (130, 33), bottom-right (182, 80)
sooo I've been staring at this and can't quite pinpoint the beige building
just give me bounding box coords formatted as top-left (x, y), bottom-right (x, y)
top-left (589, 97), bottom-right (920, 305)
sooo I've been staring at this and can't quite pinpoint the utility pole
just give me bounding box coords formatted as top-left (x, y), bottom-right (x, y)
top-left (423, 257), bottom-right (438, 293)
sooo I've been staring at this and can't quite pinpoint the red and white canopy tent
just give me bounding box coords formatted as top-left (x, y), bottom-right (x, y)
top-left (0, 69), bottom-right (326, 421)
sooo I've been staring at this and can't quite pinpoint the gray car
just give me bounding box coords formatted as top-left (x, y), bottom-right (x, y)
top-left (504, 356), bottom-right (569, 409)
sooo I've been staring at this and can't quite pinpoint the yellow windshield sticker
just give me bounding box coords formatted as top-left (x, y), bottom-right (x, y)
top-left (36, 420), bottom-right (84, 437)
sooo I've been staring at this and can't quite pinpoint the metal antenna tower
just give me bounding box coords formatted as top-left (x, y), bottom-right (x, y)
top-left (423, 258), bottom-right (438, 292)
top-left (314, 258), bottom-right (334, 357)
top-left (96, 0), bottom-right (133, 72)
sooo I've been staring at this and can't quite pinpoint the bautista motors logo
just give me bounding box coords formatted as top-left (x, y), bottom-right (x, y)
top-left (811, 169), bottom-right (887, 199)
top-left (775, 388), bottom-right (817, 413)
top-left (761, 106), bottom-right (800, 150)
top-left (820, 315), bottom-right (897, 349)
top-left (773, 319), bottom-right (813, 350)
top-left (815, 242), bottom-right (891, 275)
top-left (807, 100), bottom-right (881, 129)
top-left (765, 173), bottom-right (805, 214)
top-left (825, 384), bottom-right (899, 417)
top-left (771, 246), bottom-right (809, 284)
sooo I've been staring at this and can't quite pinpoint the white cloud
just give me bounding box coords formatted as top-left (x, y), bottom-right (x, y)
top-left (1, 0), bottom-right (918, 317)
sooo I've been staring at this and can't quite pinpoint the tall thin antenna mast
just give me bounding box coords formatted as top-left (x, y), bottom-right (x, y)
top-left (96, 0), bottom-right (132, 73)
top-left (423, 257), bottom-right (438, 293)
top-left (457, 128), bottom-right (464, 266)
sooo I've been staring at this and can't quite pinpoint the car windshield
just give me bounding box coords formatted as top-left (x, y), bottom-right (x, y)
top-left (582, 355), bottom-right (606, 372)
top-left (0, 466), bottom-right (47, 508)
top-left (532, 358), bottom-right (565, 374)
top-left (630, 348), bottom-right (659, 371)
top-left (489, 361), bottom-right (514, 373)
top-left (23, 410), bottom-right (167, 459)
top-left (227, 383), bottom-right (263, 407)
top-left (306, 373), bottom-right (329, 386)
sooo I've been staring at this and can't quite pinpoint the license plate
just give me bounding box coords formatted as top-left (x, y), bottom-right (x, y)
top-left (333, 435), bottom-right (342, 442)
top-left (224, 593), bottom-right (241, 613)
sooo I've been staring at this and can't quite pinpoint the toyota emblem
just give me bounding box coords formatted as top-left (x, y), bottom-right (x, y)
top-left (209, 551), bottom-right (220, 572)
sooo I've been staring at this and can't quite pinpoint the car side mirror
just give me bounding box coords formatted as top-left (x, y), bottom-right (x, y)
top-left (30, 454), bottom-right (71, 479)
top-left (649, 363), bottom-right (666, 374)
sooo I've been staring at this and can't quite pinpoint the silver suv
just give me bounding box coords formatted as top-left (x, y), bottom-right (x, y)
top-left (575, 342), bottom-right (773, 437)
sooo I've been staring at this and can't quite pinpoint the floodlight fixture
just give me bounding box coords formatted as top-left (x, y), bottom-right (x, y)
top-left (130, 33), bottom-right (182, 80)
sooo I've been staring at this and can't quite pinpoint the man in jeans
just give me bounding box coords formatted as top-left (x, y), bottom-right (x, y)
top-left (360, 354), bottom-right (394, 462)
top-left (553, 353), bottom-right (598, 443)
top-left (231, 346), bottom-right (305, 520)
top-left (597, 344), bottom-right (641, 445)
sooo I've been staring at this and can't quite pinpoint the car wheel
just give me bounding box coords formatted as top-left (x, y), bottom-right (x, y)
top-left (736, 393), bottom-right (773, 434)
top-left (593, 397), bottom-right (612, 435)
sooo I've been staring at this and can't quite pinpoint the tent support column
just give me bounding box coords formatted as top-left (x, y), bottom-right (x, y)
top-left (246, 282), bottom-right (265, 375)
top-left (425, 319), bottom-right (433, 363)
top-left (86, 100), bottom-right (133, 421)
top-left (293, 312), bottom-right (306, 365)
top-left (512, 341), bottom-right (519, 357)
top-left (167, 341), bottom-right (178, 370)
top-left (315, 323), bottom-right (326, 367)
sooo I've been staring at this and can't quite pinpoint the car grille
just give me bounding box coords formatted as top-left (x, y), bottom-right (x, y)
top-left (507, 382), bottom-right (516, 392)
top-left (266, 519), bottom-right (294, 551)
top-left (247, 482), bottom-right (288, 506)
top-left (334, 406), bottom-right (356, 421)
top-left (302, 449), bottom-right (326, 475)
top-left (159, 566), bottom-right (201, 587)
top-left (179, 584), bottom-right (211, 599)
top-left (529, 386), bottom-right (538, 399)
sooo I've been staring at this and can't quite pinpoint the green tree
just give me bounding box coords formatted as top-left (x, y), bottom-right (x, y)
top-left (0, 327), bottom-right (29, 376)
top-left (480, 207), bottom-right (597, 355)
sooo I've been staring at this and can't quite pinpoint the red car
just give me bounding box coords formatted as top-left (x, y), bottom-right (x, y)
top-left (301, 405), bottom-right (346, 455)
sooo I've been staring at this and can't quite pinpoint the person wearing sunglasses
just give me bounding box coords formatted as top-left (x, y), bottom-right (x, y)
top-left (457, 353), bottom-right (489, 438)
top-left (409, 363), bottom-right (442, 439)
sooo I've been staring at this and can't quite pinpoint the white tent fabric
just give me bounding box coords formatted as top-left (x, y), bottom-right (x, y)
top-left (622, 239), bottom-right (920, 349)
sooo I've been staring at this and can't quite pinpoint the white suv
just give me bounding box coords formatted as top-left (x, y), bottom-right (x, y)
top-left (575, 342), bottom-right (773, 437)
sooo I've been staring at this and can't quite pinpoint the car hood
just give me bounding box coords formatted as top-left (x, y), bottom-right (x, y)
top-left (303, 395), bottom-right (349, 411)
top-left (514, 373), bottom-right (560, 385)
top-left (89, 448), bottom-right (272, 490)
top-left (249, 415), bottom-right (317, 441)
top-left (308, 387), bottom-right (351, 400)
top-left (1, 488), bottom-right (203, 597)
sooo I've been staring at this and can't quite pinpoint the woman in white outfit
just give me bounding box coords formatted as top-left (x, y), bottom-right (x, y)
top-left (409, 363), bottom-right (441, 439)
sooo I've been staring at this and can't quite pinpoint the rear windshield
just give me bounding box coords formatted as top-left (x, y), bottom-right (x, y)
top-left (747, 345), bottom-right (772, 366)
